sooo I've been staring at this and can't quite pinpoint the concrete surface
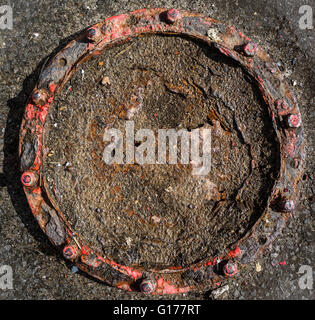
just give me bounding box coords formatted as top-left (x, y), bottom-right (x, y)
top-left (0, 0), bottom-right (314, 300)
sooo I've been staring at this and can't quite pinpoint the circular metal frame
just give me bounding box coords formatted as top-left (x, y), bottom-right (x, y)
top-left (19, 8), bottom-right (305, 294)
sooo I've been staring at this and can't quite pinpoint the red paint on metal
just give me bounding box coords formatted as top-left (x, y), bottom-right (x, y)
top-left (63, 245), bottom-right (79, 260)
top-left (166, 9), bottom-right (182, 24)
top-left (155, 277), bottom-right (191, 295)
top-left (223, 262), bottom-right (238, 277)
top-left (21, 171), bottom-right (38, 188)
top-left (218, 47), bottom-right (232, 57)
top-left (49, 82), bottom-right (57, 93)
top-left (275, 99), bottom-right (290, 116)
top-left (25, 104), bottom-right (36, 120)
top-left (105, 258), bottom-right (143, 280)
top-left (288, 114), bottom-right (302, 128)
top-left (227, 246), bottom-right (242, 258)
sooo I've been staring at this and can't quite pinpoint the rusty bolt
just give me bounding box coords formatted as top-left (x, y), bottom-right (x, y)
top-left (223, 262), bottom-right (237, 277)
top-left (165, 9), bottom-right (182, 24)
top-left (86, 27), bottom-right (102, 42)
top-left (275, 99), bottom-right (289, 112)
top-left (243, 42), bottom-right (258, 57)
top-left (21, 171), bottom-right (39, 188)
top-left (32, 89), bottom-right (48, 106)
top-left (287, 114), bottom-right (302, 128)
top-left (63, 245), bottom-right (79, 260)
top-left (140, 279), bottom-right (156, 293)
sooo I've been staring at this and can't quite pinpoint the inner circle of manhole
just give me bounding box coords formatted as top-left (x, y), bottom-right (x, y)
top-left (19, 9), bottom-right (304, 295)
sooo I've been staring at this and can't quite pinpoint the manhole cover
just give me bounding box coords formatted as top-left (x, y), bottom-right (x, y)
top-left (19, 8), bottom-right (304, 294)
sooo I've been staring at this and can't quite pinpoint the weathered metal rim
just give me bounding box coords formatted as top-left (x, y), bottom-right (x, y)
top-left (19, 8), bottom-right (305, 294)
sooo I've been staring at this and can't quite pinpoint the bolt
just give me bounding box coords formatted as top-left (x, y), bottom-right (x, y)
top-left (223, 262), bottom-right (237, 277)
top-left (243, 42), bottom-right (258, 57)
top-left (63, 245), bottom-right (79, 260)
top-left (287, 114), bottom-right (302, 128)
top-left (32, 89), bottom-right (48, 106)
top-left (282, 199), bottom-right (295, 212)
top-left (275, 99), bottom-right (289, 111)
top-left (86, 27), bottom-right (101, 42)
top-left (140, 279), bottom-right (156, 294)
top-left (21, 171), bottom-right (39, 188)
top-left (165, 9), bottom-right (182, 24)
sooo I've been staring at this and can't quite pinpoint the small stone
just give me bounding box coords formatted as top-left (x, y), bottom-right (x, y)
top-left (71, 266), bottom-right (79, 273)
top-left (256, 262), bottom-right (262, 272)
top-left (165, 186), bottom-right (173, 193)
top-left (152, 215), bottom-right (161, 224)
top-left (126, 237), bottom-right (132, 246)
top-left (101, 76), bottom-right (110, 86)
top-left (211, 285), bottom-right (229, 299)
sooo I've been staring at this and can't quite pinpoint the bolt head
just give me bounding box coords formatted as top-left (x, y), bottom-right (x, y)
top-left (287, 114), bottom-right (302, 128)
top-left (87, 27), bottom-right (101, 42)
top-left (283, 199), bottom-right (295, 212)
top-left (140, 279), bottom-right (156, 294)
top-left (243, 42), bottom-right (258, 57)
top-left (223, 262), bottom-right (237, 277)
top-left (21, 171), bottom-right (38, 188)
top-left (63, 245), bottom-right (78, 260)
top-left (166, 9), bottom-right (182, 24)
top-left (32, 89), bottom-right (48, 106)
top-left (275, 99), bottom-right (289, 111)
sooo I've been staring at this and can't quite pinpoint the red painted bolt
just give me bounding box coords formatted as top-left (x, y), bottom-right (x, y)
top-left (223, 262), bottom-right (237, 277)
top-left (243, 42), bottom-right (258, 57)
top-left (21, 171), bottom-right (39, 188)
top-left (287, 114), bottom-right (302, 128)
top-left (32, 89), bottom-right (48, 106)
top-left (140, 279), bottom-right (156, 293)
top-left (86, 27), bottom-right (101, 42)
top-left (165, 9), bottom-right (182, 24)
top-left (63, 245), bottom-right (79, 260)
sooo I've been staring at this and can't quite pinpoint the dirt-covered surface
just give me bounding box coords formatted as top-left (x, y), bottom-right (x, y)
top-left (0, 0), bottom-right (314, 300)
top-left (43, 35), bottom-right (277, 269)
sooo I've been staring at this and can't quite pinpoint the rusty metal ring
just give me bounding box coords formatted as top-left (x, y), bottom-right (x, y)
top-left (19, 8), bottom-right (305, 294)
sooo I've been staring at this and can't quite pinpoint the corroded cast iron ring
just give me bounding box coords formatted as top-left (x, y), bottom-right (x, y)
top-left (19, 8), bottom-right (305, 294)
